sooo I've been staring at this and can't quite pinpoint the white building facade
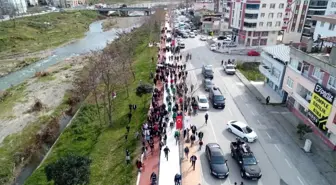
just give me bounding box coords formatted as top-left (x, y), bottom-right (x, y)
top-left (11, 0), bottom-right (27, 14)
top-left (326, 0), bottom-right (336, 15)
top-left (312, 14), bottom-right (336, 41)
top-left (259, 44), bottom-right (289, 100)
top-left (226, 0), bottom-right (287, 46)
top-left (26, 0), bottom-right (38, 6)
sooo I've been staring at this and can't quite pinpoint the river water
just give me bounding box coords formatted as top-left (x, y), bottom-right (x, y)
top-left (0, 16), bottom-right (142, 91)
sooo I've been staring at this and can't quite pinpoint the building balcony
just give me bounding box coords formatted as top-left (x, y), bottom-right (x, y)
top-left (259, 65), bottom-right (281, 86)
top-left (244, 9), bottom-right (259, 14)
top-left (244, 18), bottom-right (258, 23)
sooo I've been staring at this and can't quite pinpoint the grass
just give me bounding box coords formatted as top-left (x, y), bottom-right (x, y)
top-left (24, 28), bottom-right (158, 185)
top-left (236, 62), bottom-right (264, 81)
top-left (0, 82), bottom-right (28, 118)
top-left (37, 74), bottom-right (56, 82)
top-left (0, 10), bottom-right (99, 59)
top-left (0, 92), bottom-right (71, 184)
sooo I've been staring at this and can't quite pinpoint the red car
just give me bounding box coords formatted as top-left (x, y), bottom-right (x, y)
top-left (247, 50), bottom-right (260, 56)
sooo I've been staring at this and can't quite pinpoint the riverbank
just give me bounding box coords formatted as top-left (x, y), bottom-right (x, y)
top-left (102, 17), bottom-right (144, 31)
top-left (0, 15), bottom-right (146, 184)
top-left (24, 11), bottom-right (163, 185)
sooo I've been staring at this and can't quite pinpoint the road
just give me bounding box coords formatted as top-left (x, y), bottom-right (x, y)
top-left (180, 36), bottom-right (329, 185)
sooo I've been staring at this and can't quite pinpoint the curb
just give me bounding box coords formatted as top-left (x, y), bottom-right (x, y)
top-left (235, 70), bottom-right (265, 104)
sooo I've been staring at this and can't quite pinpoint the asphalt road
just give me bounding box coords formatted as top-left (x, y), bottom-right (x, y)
top-left (180, 36), bottom-right (329, 185)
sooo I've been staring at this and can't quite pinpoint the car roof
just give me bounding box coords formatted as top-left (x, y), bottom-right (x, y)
top-left (204, 78), bottom-right (212, 82)
top-left (207, 143), bottom-right (224, 156)
top-left (198, 94), bottom-right (207, 99)
top-left (230, 121), bottom-right (248, 128)
top-left (203, 64), bottom-right (213, 68)
top-left (211, 87), bottom-right (222, 95)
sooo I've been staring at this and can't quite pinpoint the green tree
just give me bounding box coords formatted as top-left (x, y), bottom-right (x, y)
top-left (136, 83), bottom-right (153, 107)
top-left (296, 123), bottom-right (312, 140)
top-left (45, 154), bottom-right (92, 185)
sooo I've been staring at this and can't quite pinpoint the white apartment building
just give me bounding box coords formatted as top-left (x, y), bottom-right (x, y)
top-left (52, 0), bottom-right (85, 8)
top-left (281, 0), bottom-right (309, 44)
top-left (326, 0), bottom-right (336, 15)
top-left (259, 44), bottom-right (289, 100)
top-left (26, 0), bottom-right (38, 6)
top-left (226, 0), bottom-right (287, 46)
top-left (11, 0), bottom-right (27, 14)
top-left (312, 14), bottom-right (336, 42)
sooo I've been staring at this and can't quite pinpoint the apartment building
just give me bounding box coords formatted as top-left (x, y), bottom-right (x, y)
top-left (301, 0), bottom-right (329, 43)
top-left (0, 0), bottom-right (27, 14)
top-left (326, 0), bottom-right (336, 15)
top-left (225, 0), bottom-right (286, 46)
top-left (281, 0), bottom-right (309, 44)
top-left (26, 0), bottom-right (38, 6)
top-left (312, 14), bottom-right (336, 42)
top-left (282, 45), bottom-right (336, 149)
top-left (259, 44), bottom-right (289, 101)
top-left (52, 0), bottom-right (85, 7)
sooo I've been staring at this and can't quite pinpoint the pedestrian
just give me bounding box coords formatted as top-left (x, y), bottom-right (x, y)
top-left (234, 183), bottom-right (237, 185)
top-left (191, 125), bottom-right (197, 135)
top-left (199, 140), bottom-right (204, 151)
top-left (190, 84), bottom-right (194, 92)
top-left (190, 155), bottom-right (197, 170)
top-left (183, 129), bottom-right (187, 139)
top-left (136, 159), bottom-right (142, 172)
top-left (190, 134), bottom-right (196, 147)
top-left (128, 112), bottom-right (132, 123)
top-left (184, 146), bottom-right (189, 159)
top-left (126, 125), bottom-right (130, 133)
top-left (126, 149), bottom-right (131, 164)
top-left (174, 130), bottom-right (180, 145)
top-left (221, 60), bottom-right (224, 66)
top-left (163, 146), bottom-right (170, 161)
top-left (124, 133), bottom-right (128, 141)
top-left (205, 112), bottom-right (209, 125)
top-left (142, 145), bottom-right (147, 159)
top-left (240, 182), bottom-right (244, 185)
top-left (266, 96), bottom-right (270, 105)
top-left (159, 140), bottom-right (164, 150)
top-left (129, 104), bottom-right (133, 113)
top-left (149, 140), bottom-right (154, 153)
top-left (174, 173), bottom-right (182, 185)
top-left (198, 131), bottom-right (204, 141)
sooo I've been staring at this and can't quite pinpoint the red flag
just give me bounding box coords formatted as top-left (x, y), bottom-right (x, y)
top-left (176, 115), bottom-right (183, 130)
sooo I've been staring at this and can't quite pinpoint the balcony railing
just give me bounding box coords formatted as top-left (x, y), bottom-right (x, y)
top-left (259, 65), bottom-right (281, 85)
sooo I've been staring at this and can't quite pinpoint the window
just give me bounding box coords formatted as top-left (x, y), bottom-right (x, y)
top-left (277, 13), bottom-right (282, 18)
top-left (261, 31), bottom-right (268, 36)
top-left (304, 0), bottom-right (308, 5)
top-left (332, 2), bottom-right (336, 8)
top-left (253, 32), bottom-right (260, 37)
top-left (279, 3), bottom-right (284, 8)
top-left (287, 77), bottom-right (294, 88)
top-left (270, 3), bottom-right (275, 9)
top-left (312, 67), bottom-right (322, 79)
top-left (268, 13), bottom-right (274, 18)
top-left (329, 24), bottom-right (335, 31)
top-left (276, 21), bottom-right (281, 26)
top-left (262, 3), bottom-right (266, 8)
top-left (289, 59), bottom-right (302, 72)
top-left (328, 76), bottom-right (336, 89)
top-left (261, 13), bottom-right (265, 17)
top-left (267, 22), bottom-right (272, 27)
top-left (259, 22), bottom-right (264, 27)
top-left (320, 22), bottom-right (325, 27)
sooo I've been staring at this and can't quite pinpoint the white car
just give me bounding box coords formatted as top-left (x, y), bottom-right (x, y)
top-left (189, 32), bottom-right (195, 38)
top-left (227, 120), bottom-right (258, 142)
top-left (210, 44), bottom-right (217, 51)
top-left (197, 95), bottom-right (209, 110)
top-left (223, 38), bottom-right (232, 44)
top-left (200, 36), bottom-right (207, 41)
top-left (207, 36), bottom-right (213, 40)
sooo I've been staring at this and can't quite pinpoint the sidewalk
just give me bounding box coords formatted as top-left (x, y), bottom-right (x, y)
top-left (235, 70), bottom-right (336, 185)
top-left (138, 24), bottom-right (166, 185)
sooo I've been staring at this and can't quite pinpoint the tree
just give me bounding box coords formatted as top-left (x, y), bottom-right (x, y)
top-left (45, 154), bottom-right (92, 185)
top-left (136, 83), bottom-right (153, 107)
top-left (296, 123), bottom-right (312, 140)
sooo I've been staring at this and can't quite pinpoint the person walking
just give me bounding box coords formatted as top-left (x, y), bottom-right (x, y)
top-left (126, 149), bottom-right (131, 164)
top-left (127, 112), bottom-right (132, 123)
top-left (136, 159), bottom-right (142, 172)
top-left (199, 140), bottom-right (204, 151)
top-left (266, 96), bottom-right (270, 105)
top-left (190, 155), bottom-right (197, 170)
top-left (204, 112), bottom-right (209, 125)
top-left (159, 140), bottom-right (164, 150)
top-left (174, 130), bottom-right (180, 145)
top-left (149, 140), bottom-right (154, 153)
top-left (174, 173), bottom-right (182, 185)
top-left (163, 146), bottom-right (170, 161)
top-left (126, 125), bottom-right (130, 133)
top-left (190, 134), bottom-right (196, 147)
top-left (163, 134), bottom-right (167, 145)
top-left (221, 60), bottom-right (224, 66)
top-left (184, 146), bottom-right (190, 159)
top-left (198, 131), bottom-right (204, 141)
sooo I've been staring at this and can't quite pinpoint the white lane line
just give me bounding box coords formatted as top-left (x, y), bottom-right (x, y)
top-left (297, 176), bottom-right (305, 185)
top-left (274, 144), bottom-right (281, 152)
top-left (266, 132), bottom-right (272, 139)
top-left (251, 110), bottom-right (256, 116)
top-left (257, 119), bottom-right (262, 125)
top-left (208, 119), bottom-right (218, 142)
top-left (284, 158), bottom-right (292, 168)
top-left (228, 107), bottom-right (233, 116)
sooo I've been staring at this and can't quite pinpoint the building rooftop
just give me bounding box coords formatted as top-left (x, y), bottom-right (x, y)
top-left (312, 14), bottom-right (336, 25)
top-left (263, 44), bottom-right (290, 63)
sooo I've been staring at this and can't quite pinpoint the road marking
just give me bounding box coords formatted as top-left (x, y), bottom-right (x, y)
top-left (251, 110), bottom-right (256, 116)
top-left (257, 119), bottom-right (262, 125)
top-left (245, 103), bottom-right (249, 108)
top-left (208, 119), bottom-right (218, 142)
top-left (228, 107), bottom-right (233, 116)
top-left (274, 144), bottom-right (281, 152)
top-left (297, 176), bottom-right (304, 185)
top-left (270, 111), bottom-right (280, 114)
top-left (266, 132), bottom-right (272, 139)
top-left (284, 158), bottom-right (292, 168)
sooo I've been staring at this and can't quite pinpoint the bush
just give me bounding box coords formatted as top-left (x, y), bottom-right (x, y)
top-left (297, 123), bottom-right (312, 140)
top-left (236, 62), bottom-right (264, 81)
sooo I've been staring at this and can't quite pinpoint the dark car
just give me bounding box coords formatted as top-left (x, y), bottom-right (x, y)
top-left (209, 87), bottom-right (225, 109)
top-left (230, 140), bottom-right (262, 180)
top-left (202, 64), bottom-right (214, 79)
top-left (206, 143), bottom-right (229, 178)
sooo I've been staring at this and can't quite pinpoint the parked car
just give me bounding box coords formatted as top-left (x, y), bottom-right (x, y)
top-left (206, 143), bottom-right (230, 178)
top-left (248, 50), bottom-right (260, 56)
top-left (182, 34), bottom-right (189, 38)
top-left (227, 120), bottom-right (258, 142)
top-left (209, 87), bottom-right (225, 109)
top-left (189, 32), bottom-right (195, 38)
top-left (200, 36), bottom-right (207, 41)
top-left (203, 78), bottom-right (214, 91)
top-left (222, 38), bottom-right (232, 44)
top-left (179, 42), bottom-right (185, 49)
top-left (210, 44), bottom-right (217, 51)
top-left (197, 94), bottom-right (209, 110)
top-left (224, 64), bottom-right (236, 75)
top-left (202, 64), bottom-right (214, 79)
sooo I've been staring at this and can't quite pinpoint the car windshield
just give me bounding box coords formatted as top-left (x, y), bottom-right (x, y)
top-left (214, 95), bottom-right (224, 101)
top-left (205, 81), bottom-right (213, 85)
top-left (199, 98), bottom-right (208, 103)
top-left (243, 126), bottom-right (253, 133)
top-left (242, 156), bottom-right (257, 165)
top-left (212, 156), bottom-right (225, 164)
top-left (205, 69), bottom-right (213, 74)
top-left (226, 66), bottom-right (235, 69)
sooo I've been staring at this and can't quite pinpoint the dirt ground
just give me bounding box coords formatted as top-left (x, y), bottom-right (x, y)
top-left (0, 16), bottom-right (144, 144)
